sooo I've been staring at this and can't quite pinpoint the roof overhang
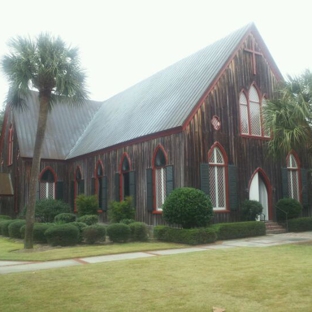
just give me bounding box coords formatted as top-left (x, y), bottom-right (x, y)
top-left (0, 173), bottom-right (14, 196)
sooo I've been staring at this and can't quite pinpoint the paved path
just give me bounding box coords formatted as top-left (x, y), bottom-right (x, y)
top-left (1, 232), bottom-right (312, 275)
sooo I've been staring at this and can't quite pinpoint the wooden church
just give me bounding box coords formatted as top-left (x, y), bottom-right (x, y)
top-left (1, 23), bottom-right (311, 224)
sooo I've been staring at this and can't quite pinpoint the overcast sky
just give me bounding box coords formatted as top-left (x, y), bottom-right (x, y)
top-left (0, 0), bottom-right (311, 109)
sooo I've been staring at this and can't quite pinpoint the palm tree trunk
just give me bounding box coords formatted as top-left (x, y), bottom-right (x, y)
top-left (24, 96), bottom-right (49, 249)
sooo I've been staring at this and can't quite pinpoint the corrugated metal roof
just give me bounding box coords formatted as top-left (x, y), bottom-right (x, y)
top-left (67, 23), bottom-right (253, 159)
top-left (14, 92), bottom-right (102, 159)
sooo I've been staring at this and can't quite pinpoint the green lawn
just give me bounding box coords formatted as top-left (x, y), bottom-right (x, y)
top-left (1, 243), bottom-right (312, 311)
top-left (0, 237), bottom-right (187, 261)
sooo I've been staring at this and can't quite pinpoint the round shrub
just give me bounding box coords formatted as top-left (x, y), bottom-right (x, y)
top-left (107, 223), bottom-right (131, 243)
top-left (120, 219), bottom-right (136, 225)
top-left (20, 223), bottom-right (53, 243)
top-left (129, 222), bottom-right (149, 241)
top-left (276, 198), bottom-right (302, 221)
top-left (76, 195), bottom-right (99, 217)
top-left (82, 225), bottom-right (106, 244)
top-left (22, 199), bottom-right (71, 223)
top-left (71, 222), bottom-right (88, 243)
top-left (0, 215), bottom-right (11, 220)
top-left (77, 214), bottom-right (98, 225)
top-left (44, 224), bottom-right (79, 246)
top-left (240, 200), bottom-right (263, 221)
top-left (54, 213), bottom-right (77, 223)
top-left (1, 220), bottom-right (16, 237)
top-left (162, 187), bottom-right (213, 228)
top-left (8, 220), bottom-right (26, 238)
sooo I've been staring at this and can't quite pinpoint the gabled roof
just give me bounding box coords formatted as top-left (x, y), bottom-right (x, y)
top-left (14, 92), bottom-right (102, 159)
top-left (12, 23), bottom-right (282, 160)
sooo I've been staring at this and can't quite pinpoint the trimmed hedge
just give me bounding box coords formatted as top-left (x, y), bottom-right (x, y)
top-left (0, 220), bottom-right (15, 237)
top-left (240, 200), bottom-right (263, 221)
top-left (71, 222), bottom-right (88, 243)
top-left (20, 223), bottom-right (53, 243)
top-left (216, 221), bottom-right (265, 240)
top-left (0, 215), bottom-right (11, 220)
top-left (162, 187), bottom-right (213, 228)
top-left (44, 224), bottom-right (79, 246)
top-left (54, 213), bottom-right (77, 223)
top-left (107, 223), bottom-right (131, 243)
top-left (276, 198), bottom-right (302, 221)
top-left (120, 219), bottom-right (136, 225)
top-left (8, 220), bottom-right (26, 238)
top-left (129, 222), bottom-right (149, 241)
top-left (77, 214), bottom-right (98, 225)
top-left (154, 226), bottom-right (217, 245)
top-left (288, 217), bottom-right (312, 232)
top-left (82, 225), bottom-right (106, 244)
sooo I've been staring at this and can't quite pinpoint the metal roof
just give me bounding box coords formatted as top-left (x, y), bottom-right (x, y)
top-left (14, 92), bottom-right (102, 159)
top-left (12, 23), bottom-right (281, 160)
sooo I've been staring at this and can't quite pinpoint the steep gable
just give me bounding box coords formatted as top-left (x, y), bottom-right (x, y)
top-left (68, 23), bottom-right (281, 159)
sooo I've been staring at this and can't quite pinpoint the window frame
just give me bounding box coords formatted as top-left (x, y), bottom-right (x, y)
top-left (39, 166), bottom-right (57, 200)
top-left (7, 124), bottom-right (13, 166)
top-left (286, 152), bottom-right (301, 202)
top-left (152, 145), bottom-right (168, 212)
top-left (119, 153), bottom-right (132, 201)
top-left (239, 84), bottom-right (269, 139)
top-left (95, 160), bottom-right (104, 209)
top-left (208, 142), bottom-right (229, 211)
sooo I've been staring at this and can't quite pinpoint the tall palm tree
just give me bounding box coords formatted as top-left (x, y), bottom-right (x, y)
top-left (1, 34), bottom-right (89, 249)
top-left (263, 69), bottom-right (312, 158)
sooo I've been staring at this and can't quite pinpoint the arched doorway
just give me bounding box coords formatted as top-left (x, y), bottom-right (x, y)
top-left (249, 168), bottom-right (271, 220)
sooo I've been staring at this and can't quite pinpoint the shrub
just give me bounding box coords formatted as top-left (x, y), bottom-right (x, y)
top-left (288, 217), bottom-right (312, 232)
top-left (8, 220), bottom-right (26, 238)
top-left (82, 225), bottom-right (106, 244)
top-left (129, 222), bottom-right (149, 241)
top-left (162, 187), bottom-right (213, 228)
top-left (154, 225), bottom-right (217, 245)
top-left (240, 200), bottom-right (263, 221)
top-left (0, 220), bottom-right (15, 237)
top-left (22, 199), bottom-right (71, 222)
top-left (107, 223), bottom-right (131, 243)
top-left (54, 213), bottom-right (77, 223)
top-left (0, 215), bottom-right (11, 220)
top-left (71, 222), bottom-right (88, 243)
top-left (216, 221), bottom-right (265, 240)
top-left (276, 198), bottom-right (302, 221)
top-left (77, 214), bottom-right (98, 225)
top-left (108, 197), bottom-right (135, 223)
top-left (120, 219), bottom-right (136, 225)
top-left (20, 223), bottom-right (53, 243)
top-left (76, 195), bottom-right (99, 217)
top-left (45, 224), bottom-right (79, 246)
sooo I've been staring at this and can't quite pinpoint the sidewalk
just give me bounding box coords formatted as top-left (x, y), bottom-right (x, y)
top-left (1, 231), bottom-right (312, 275)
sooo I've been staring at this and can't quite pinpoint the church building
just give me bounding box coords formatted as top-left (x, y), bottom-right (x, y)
top-left (1, 23), bottom-right (311, 224)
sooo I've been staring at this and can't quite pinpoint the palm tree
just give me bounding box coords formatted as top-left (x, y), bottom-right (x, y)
top-left (1, 34), bottom-right (89, 249)
top-left (263, 69), bottom-right (312, 158)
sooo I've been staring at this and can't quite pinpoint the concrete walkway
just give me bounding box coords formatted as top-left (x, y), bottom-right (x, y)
top-left (1, 231), bottom-right (312, 275)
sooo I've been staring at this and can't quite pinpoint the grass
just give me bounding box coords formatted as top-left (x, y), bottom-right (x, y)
top-left (1, 243), bottom-right (312, 311)
top-left (0, 237), bottom-right (187, 261)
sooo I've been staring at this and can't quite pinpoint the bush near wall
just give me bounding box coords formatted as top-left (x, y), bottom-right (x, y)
top-left (76, 195), bottom-right (99, 217)
top-left (154, 226), bottom-right (217, 245)
top-left (108, 197), bottom-right (135, 223)
top-left (71, 222), bottom-right (88, 243)
top-left (276, 198), bottom-right (302, 221)
top-left (20, 223), bottom-right (53, 243)
top-left (54, 213), bottom-right (77, 223)
top-left (0, 220), bottom-right (16, 237)
top-left (0, 215), bottom-right (11, 220)
top-left (77, 215), bottom-right (98, 225)
top-left (8, 220), bottom-right (26, 239)
top-left (129, 222), bottom-right (149, 242)
top-left (288, 217), bottom-right (312, 232)
top-left (216, 222), bottom-right (265, 240)
top-left (45, 224), bottom-right (79, 246)
top-left (107, 223), bottom-right (131, 243)
top-left (82, 225), bottom-right (106, 244)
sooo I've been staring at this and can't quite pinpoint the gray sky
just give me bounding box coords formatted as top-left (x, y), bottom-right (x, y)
top-left (0, 0), bottom-right (311, 109)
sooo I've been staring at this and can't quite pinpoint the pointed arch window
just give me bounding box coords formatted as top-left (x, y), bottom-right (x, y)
top-left (239, 85), bottom-right (268, 138)
top-left (39, 167), bottom-right (56, 199)
top-left (121, 154), bottom-right (131, 200)
top-left (287, 153), bottom-right (300, 201)
top-left (76, 166), bottom-right (84, 195)
top-left (96, 161), bottom-right (104, 209)
top-left (8, 124), bottom-right (13, 166)
top-left (154, 147), bottom-right (167, 210)
top-left (208, 145), bottom-right (227, 210)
